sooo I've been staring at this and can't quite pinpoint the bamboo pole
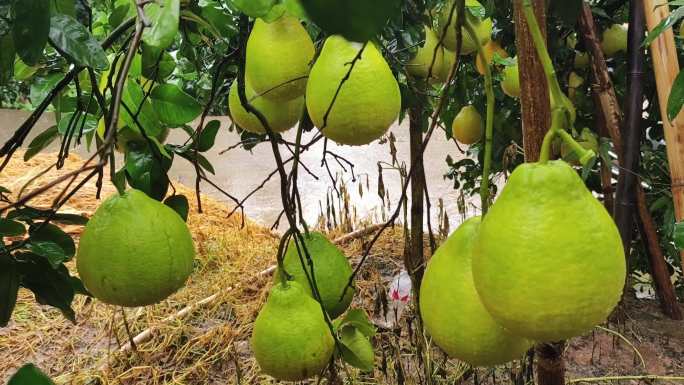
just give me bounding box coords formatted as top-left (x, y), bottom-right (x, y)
top-left (643, 0), bottom-right (684, 272)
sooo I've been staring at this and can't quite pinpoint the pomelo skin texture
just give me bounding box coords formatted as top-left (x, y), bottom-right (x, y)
top-left (77, 189), bottom-right (195, 307)
top-left (407, 26), bottom-right (444, 79)
top-left (439, 0), bottom-right (492, 54)
top-left (251, 281), bottom-right (335, 381)
top-left (473, 160), bottom-right (626, 342)
top-left (452, 105), bottom-right (483, 145)
top-left (307, 36), bottom-right (400, 146)
top-left (228, 81), bottom-right (304, 134)
top-left (501, 64), bottom-right (520, 98)
top-left (246, 16), bottom-right (315, 102)
top-left (420, 217), bottom-right (532, 366)
top-left (279, 232), bottom-right (354, 318)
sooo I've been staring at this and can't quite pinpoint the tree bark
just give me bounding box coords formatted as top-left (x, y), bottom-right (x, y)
top-left (514, 0), bottom-right (550, 162)
top-left (408, 106), bottom-right (426, 297)
top-left (514, 2), bottom-right (565, 385)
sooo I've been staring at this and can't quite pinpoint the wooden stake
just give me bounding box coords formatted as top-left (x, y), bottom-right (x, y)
top-left (643, 0), bottom-right (684, 272)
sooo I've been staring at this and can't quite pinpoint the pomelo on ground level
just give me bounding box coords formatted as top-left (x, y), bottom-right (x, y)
top-left (251, 281), bottom-right (334, 381)
top-left (473, 160), bottom-right (626, 342)
top-left (420, 217), bottom-right (532, 366)
top-left (77, 189), bottom-right (195, 307)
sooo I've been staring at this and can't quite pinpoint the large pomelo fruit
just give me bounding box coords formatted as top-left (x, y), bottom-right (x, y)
top-left (228, 80), bottom-right (304, 134)
top-left (306, 35), bottom-right (400, 146)
top-left (420, 217), bottom-right (532, 366)
top-left (279, 232), bottom-right (354, 318)
top-left (77, 189), bottom-right (195, 307)
top-left (407, 26), bottom-right (444, 80)
top-left (473, 160), bottom-right (626, 342)
top-left (438, 0), bottom-right (492, 54)
top-left (251, 281), bottom-right (335, 381)
top-left (246, 16), bottom-right (315, 101)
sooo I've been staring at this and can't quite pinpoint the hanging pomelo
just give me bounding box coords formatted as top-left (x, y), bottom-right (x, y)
top-left (306, 35), bottom-right (400, 146)
top-left (279, 232), bottom-right (354, 318)
top-left (420, 217), bottom-right (532, 366)
top-left (246, 15), bottom-right (315, 101)
top-left (472, 160), bottom-right (626, 342)
top-left (439, 49), bottom-right (457, 83)
top-left (601, 24), bottom-right (628, 58)
top-left (251, 281), bottom-right (335, 381)
top-left (452, 105), bottom-right (483, 145)
top-left (77, 189), bottom-right (195, 307)
top-left (501, 63), bottom-right (520, 98)
top-left (228, 80), bottom-right (304, 134)
top-left (475, 40), bottom-right (507, 75)
top-left (407, 26), bottom-right (444, 80)
top-left (438, 0), bottom-right (492, 54)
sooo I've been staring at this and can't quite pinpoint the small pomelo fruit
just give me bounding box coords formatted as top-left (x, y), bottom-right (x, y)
top-left (279, 232), bottom-right (354, 318)
top-left (601, 24), bottom-right (628, 57)
top-left (438, 0), bottom-right (492, 54)
top-left (307, 36), bottom-right (400, 146)
top-left (501, 63), bottom-right (520, 98)
top-left (420, 217), bottom-right (532, 366)
top-left (229, 80), bottom-right (304, 134)
top-left (574, 51), bottom-right (589, 69)
top-left (568, 71), bottom-right (584, 101)
top-left (77, 189), bottom-right (195, 307)
top-left (407, 26), bottom-right (445, 80)
top-left (452, 105), bottom-right (483, 145)
top-left (251, 281), bottom-right (335, 381)
top-left (246, 16), bottom-right (315, 101)
top-left (475, 40), bottom-right (508, 75)
top-left (473, 160), bottom-right (626, 342)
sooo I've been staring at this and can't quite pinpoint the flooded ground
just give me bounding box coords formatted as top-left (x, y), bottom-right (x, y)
top-left (0, 108), bottom-right (478, 230)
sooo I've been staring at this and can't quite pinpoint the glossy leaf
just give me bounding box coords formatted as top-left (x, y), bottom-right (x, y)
top-left (17, 253), bottom-right (77, 322)
top-left (141, 43), bottom-right (176, 80)
top-left (643, 6), bottom-right (684, 47)
top-left (667, 70), bottom-right (684, 122)
top-left (7, 363), bottom-right (56, 385)
top-left (7, 207), bottom-right (88, 225)
top-left (121, 80), bottom-right (165, 137)
top-left (27, 223), bottom-right (76, 268)
top-left (164, 195), bottom-right (189, 221)
top-left (125, 141), bottom-right (173, 201)
top-left (57, 112), bottom-right (98, 137)
top-left (197, 120), bottom-right (220, 152)
top-left (14, 57), bottom-right (40, 81)
top-left (50, 0), bottom-right (76, 17)
top-left (338, 326), bottom-right (375, 372)
top-left (143, 0), bottom-right (180, 50)
top-left (0, 218), bottom-right (26, 237)
top-left (24, 126), bottom-right (59, 161)
top-left (199, 2), bottom-right (238, 38)
top-left (0, 256), bottom-right (20, 327)
top-left (13, 0), bottom-right (50, 65)
top-left (299, 0), bottom-right (400, 42)
top-left (229, 0), bottom-right (276, 18)
top-left (49, 14), bottom-right (108, 70)
top-left (151, 84), bottom-right (202, 126)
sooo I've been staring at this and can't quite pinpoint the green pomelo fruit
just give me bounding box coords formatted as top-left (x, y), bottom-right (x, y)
top-left (407, 26), bottom-right (444, 79)
top-left (279, 232), bottom-right (354, 318)
top-left (246, 16), bottom-right (315, 102)
top-left (501, 64), bottom-right (520, 98)
top-left (420, 217), bottom-right (532, 366)
top-left (473, 160), bottom-right (626, 342)
top-left (306, 36), bottom-right (400, 146)
top-left (229, 80), bottom-right (304, 134)
top-left (438, 0), bottom-right (492, 54)
top-left (298, 0), bottom-right (397, 42)
top-left (452, 105), bottom-right (483, 145)
top-left (77, 189), bottom-right (195, 307)
top-left (574, 51), bottom-right (589, 69)
top-left (601, 24), bottom-right (628, 58)
top-left (338, 326), bottom-right (375, 371)
top-left (439, 49), bottom-right (457, 83)
top-left (251, 281), bottom-right (335, 381)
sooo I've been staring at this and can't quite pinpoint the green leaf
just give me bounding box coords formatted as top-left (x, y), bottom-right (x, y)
top-left (121, 80), bottom-right (164, 137)
top-left (229, 0), bottom-right (276, 18)
top-left (151, 84), bottom-right (202, 126)
top-left (643, 6), bottom-right (684, 47)
top-left (674, 221), bottom-right (684, 250)
top-left (164, 195), bottom-right (189, 221)
top-left (0, 33), bottom-right (15, 85)
top-left (336, 308), bottom-right (376, 337)
top-left (0, 218), bottom-right (26, 236)
top-left (125, 141), bottom-right (173, 200)
top-left (27, 223), bottom-right (76, 268)
top-left (198, 2), bottom-right (238, 38)
top-left (109, 0), bottom-right (136, 28)
top-left (0, 256), bottom-right (20, 327)
top-left (7, 363), bottom-right (56, 385)
top-left (282, 0), bottom-right (307, 19)
top-left (143, 0), bottom-right (180, 50)
top-left (141, 43), bottom-right (176, 80)
top-left (29, 73), bottom-right (64, 106)
top-left (667, 70), bottom-right (684, 122)
top-left (49, 14), bottom-right (109, 70)
top-left (7, 207), bottom-right (88, 225)
top-left (57, 112), bottom-right (98, 137)
top-left (17, 253), bottom-right (76, 322)
top-left (338, 326), bottom-right (375, 372)
top-left (262, 4), bottom-right (286, 22)
top-left (13, 0), bottom-right (50, 65)
top-left (197, 120), bottom-right (220, 152)
top-left (50, 0), bottom-right (76, 18)
top-left (299, 0), bottom-right (400, 42)
top-left (14, 57), bottom-right (40, 81)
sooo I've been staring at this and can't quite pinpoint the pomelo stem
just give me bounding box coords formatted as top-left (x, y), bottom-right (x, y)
top-left (464, 20), bottom-right (495, 215)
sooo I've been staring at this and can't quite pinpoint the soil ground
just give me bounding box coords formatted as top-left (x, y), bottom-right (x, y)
top-left (0, 151), bottom-right (682, 385)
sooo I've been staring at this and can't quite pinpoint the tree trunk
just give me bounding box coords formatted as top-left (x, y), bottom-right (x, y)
top-left (407, 106), bottom-right (426, 294)
top-left (514, 2), bottom-right (565, 385)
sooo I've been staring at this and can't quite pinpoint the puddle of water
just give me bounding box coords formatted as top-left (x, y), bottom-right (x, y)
top-left (0, 109), bottom-right (480, 231)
